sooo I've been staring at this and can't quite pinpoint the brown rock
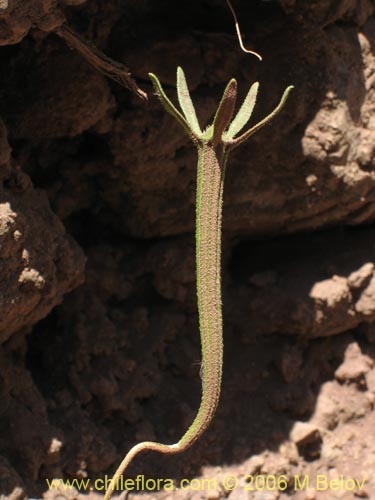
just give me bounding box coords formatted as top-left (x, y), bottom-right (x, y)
top-left (243, 455), bottom-right (265, 475)
top-left (290, 422), bottom-right (322, 460)
top-left (0, 457), bottom-right (26, 499)
top-left (230, 228), bottom-right (375, 339)
top-left (336, 384), bottom-right (374, 421)
top-left (354, 274), bottom-right (375, 315)
top-left (365, 369), bottom-right (375, 393)
top-left (0, 167), bottom-right (85, 344)
top-left (6, 52), bottom-right (115, 139)
top-left (312, 382), bottom-right (340, 430)
top-left (335, 342), bottom-right (373, 383)
top-left (0, 120), bottom-right (11, 182)
top-left (290, 422), bottom-right (321, 446)
top-left (60, 0), bottom-right (87, 5)
top-left (347, 263), bottom-right (374, 289)
top-left (0, 0), bottom-right (64, 46)
top-left (279, 344), bottom-right (304, 383)
top-left (280, 0), bottom-right (375, 27)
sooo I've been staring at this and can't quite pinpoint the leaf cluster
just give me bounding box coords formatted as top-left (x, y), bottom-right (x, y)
top-left (149, 67), bottom-right (293, 150)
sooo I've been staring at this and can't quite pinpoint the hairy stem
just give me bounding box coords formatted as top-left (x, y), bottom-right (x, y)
top-left (104, 143), bottom-right (226, 500)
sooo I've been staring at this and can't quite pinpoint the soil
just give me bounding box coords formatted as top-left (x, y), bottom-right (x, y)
top-left (0, 1), bottom-right (374, 500)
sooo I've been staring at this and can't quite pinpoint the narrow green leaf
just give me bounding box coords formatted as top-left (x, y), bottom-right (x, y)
top-left (212, 79), bottom-right (237, 147)
top-left (229, 85), bottom-right (294, 148)
top-left (225, 81), bottom-right (259, 139)
top-left (149, 72), bottom-right (195, 138)
top-left (177, 67), bottom-right (202, 136)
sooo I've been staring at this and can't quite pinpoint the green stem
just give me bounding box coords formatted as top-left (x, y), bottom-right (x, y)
top-left (183, 143), bottom-right (225, 443)
top-left (104, 144), bottom-right (226, 500)
top-left (104, 67), bottom-right (293, 500)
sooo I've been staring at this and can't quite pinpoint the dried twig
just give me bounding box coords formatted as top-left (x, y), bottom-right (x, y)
top-left (55, 23), bottom-right (148, 101)
top-left (225, 0), bottom-right (263, 60)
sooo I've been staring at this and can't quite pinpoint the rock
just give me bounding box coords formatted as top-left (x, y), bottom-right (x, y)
top-left (0, 167), bottom-right (85, 344)
top-left (336, 384), bottom-right (373, 421)
top-left (305, 490), bottom-right (317, 500)
top-left (0, 119), bottom-right (11, 181)
top-left (243, 455), bottom-right (265, 475)
top-left (46, 437), bottom-right (63, 465)
top-left (2, 487), bottom-right (26, 500)
top-left (310, 276), bottom-right (352, 333)
top-left (280, 0), bottom-right (375, 27)
top-left (279, 442), bottom-right (299, 465)
top-left (290, 422), bottom-right (322, 459)
top-left (120, 34), bottom-right (205, 89)
top-left (248, 271), bottom-right (278, 288)
top-left (347, 263), bottom-right (374, 288)
top-left (279, 343), bottom-right (304, 383)
top-left (260, 454), bottom-right (290, 477)
top-left (0, 347), bottom-right (60, 485)
top-left (43, 481), bottom-right (79, 500)
top-left (5, 52), bottom-right (115, 139)
top-left (270, 382), bottom-right (315, 417)
top-left (0, 457), bottom-right (26, 500)
top-left (354, 275), bottom-right (375, 315)
top-left (335, 342), bottom-right (373, 383)
top-left (227, 487), bottom-right (251, 500)
top-left (0, 0), bottom-right (64, 46)
top-left (365, 369), bottom-right (375, 393)
top-left (206, 490), bottom-right (221, 500)
top-left (290, 422), bottom-right (321, 446)
top-left (359, 323), bottom-right (375, 343)
top-left (311, 382), bottom-right (340, 430)
top-left (60, 0), bottom-right (87, 5)
top-left (230, 230), bottom-right (375, 339)
top-left (253, 492), bottom-right (279, 500)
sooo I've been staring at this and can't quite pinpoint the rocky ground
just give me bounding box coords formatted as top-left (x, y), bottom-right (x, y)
top-left (0, 1), bottom-right (375, 499)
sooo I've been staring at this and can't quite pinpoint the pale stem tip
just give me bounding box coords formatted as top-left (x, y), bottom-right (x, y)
top-left (226, 0), bottom-right (263, 61)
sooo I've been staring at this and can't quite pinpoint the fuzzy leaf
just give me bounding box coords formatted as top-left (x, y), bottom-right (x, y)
top-left (212, 79), bottom-right (237, 146)
top-left (176, 67), bottom-right (202, 136)
top-left (149, 72), bottom-right (195, 138)
top-left (225, 81), bottom-right (259, 139)
top-left (229, 85), bottom-right (294, 148)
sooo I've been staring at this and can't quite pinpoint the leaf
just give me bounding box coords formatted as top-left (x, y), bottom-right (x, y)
top-left (212, 79), bottom-right (237, 146)
top-left (149, 72), bottom-right (194, 138)
top-left (176, 67), bottom-right (202, 136)
top-left (229, 85), bottom-right (294, 148)
top-left (225, 81), bottom-right (259, 139)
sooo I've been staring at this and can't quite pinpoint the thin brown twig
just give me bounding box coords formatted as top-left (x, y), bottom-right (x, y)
top-left (225, 0), bottom-right (263, 61)
top-left (55, 23), bottom-right (148, 101)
